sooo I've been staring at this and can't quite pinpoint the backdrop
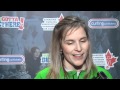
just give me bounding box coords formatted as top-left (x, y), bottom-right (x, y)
top-left (0, 11), bottom-right (119, 79)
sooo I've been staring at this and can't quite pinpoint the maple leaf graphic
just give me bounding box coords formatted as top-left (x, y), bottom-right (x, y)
top-left (105, 49), bottom-right (118, 69)
top-left (59, 13), bottom-right (64, 22)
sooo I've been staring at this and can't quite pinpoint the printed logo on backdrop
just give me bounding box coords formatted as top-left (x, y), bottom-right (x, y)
top-left (0, 16), bottom-right (25, 30)
top-left (41, 13), bottom-right (64, 31)
top-left (0, 55), bottom-right (25, 65)
top-left (88, 18), bottom-right (119, 29)
top-left (40, 53), bottom-right (50, 63)
top-left (93, 49), bottom-right (118, 70)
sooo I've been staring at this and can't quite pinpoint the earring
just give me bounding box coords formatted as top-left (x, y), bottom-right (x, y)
top-left (60, 50), bottom-right (62, 54)
top-left (60, 50), bottom-right (64, 60)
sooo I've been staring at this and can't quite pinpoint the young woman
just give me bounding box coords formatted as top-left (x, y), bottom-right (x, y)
top-left (26, 47), bottom-right (41, 78)
top-left (35, 16), bottom-right (112, 79)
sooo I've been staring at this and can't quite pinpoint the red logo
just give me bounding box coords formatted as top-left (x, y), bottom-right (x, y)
top-left (59, 13), bottom-right (64, 22)
top-left (105, 49), bottom-right (118, 69)
top-left (18, 17), bottom-right (25, 30)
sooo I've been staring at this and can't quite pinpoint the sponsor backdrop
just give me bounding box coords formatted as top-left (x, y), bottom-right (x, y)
top-left (0, 11), bottom-right (119, 79)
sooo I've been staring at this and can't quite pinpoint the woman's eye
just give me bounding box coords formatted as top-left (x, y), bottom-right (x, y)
top-left (81, 39), bottom-right (87, 42)
top-left (67, 42), bottom-right (73, 45)
top-left (81, 40), bottom-right (86, 42)
top-left (66, 41), bottom-right (73, 45)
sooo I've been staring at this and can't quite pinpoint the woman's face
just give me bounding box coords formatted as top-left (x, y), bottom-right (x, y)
top-left (61, 27), bottom-right (89, 70)
top-left (33, 49), bottom-right (40, 59)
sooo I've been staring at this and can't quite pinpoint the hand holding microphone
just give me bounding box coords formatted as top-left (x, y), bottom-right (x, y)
top-left (93, 72), bottom-right (108, 79)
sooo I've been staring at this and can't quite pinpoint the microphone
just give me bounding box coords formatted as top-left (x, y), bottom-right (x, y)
top-left (93, 72), bottom-right (108, 79)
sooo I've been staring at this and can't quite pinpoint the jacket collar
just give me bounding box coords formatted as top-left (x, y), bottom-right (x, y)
top-left (60, 67), bottom-right (86, 79)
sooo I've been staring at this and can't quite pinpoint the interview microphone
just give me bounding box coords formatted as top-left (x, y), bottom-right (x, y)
top-left (93, 72), bottom-right (108, 79)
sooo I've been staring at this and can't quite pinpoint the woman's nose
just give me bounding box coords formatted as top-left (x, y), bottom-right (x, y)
top-left (75, 43), bottom-right (82, 51)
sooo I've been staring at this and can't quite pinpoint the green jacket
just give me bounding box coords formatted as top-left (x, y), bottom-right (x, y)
top-left (34, 66), bottom-right (112, 79)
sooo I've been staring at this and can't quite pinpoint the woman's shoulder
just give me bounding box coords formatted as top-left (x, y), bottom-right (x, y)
top-left (96, 66), bottom-right (113, 79)
top-left (96, 66), bottom-right (107, 71)
top-left (34, 67), bottom-right (50, 79)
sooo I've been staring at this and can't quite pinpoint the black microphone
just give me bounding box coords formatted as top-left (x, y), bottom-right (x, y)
top-left (93, 72), bottom-right (108, 79)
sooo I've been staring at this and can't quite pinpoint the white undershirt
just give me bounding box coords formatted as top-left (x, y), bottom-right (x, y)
top-left (77, 71), bottom-right (81, 77)
top-left (65, 68), bottom-right (81, 77)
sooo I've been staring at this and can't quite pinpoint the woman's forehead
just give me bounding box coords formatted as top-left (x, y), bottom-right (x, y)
top-left (62, 27), bottom-right (85, 39)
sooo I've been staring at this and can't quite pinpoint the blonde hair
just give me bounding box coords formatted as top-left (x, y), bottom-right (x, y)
top-left (47, 16), bottom-right (97, 79)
